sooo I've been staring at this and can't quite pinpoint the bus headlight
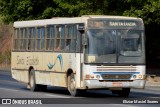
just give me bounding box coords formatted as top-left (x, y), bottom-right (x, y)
top-left (133, 75), bottom-right (137, 79)
top-left (90, 75), bottom-right (94, 79)
top-left (96, 75), bottom-right (100, 79)
top-left (85, 74), bottom-right (95, 79)
top-left (138, 74), bottom-right (143, 79)
top-left (143, 75), bottom-right (147, 80)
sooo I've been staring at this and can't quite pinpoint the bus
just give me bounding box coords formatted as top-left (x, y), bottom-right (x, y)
top-left (11, 15), bottom-right (146, 97)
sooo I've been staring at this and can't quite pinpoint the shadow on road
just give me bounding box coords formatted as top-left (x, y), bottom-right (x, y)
top-left (1, 71), bottom-right (160, 98)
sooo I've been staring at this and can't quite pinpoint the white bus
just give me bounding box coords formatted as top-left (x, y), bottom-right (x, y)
top-left (11, 15), bottom-right (146, 97)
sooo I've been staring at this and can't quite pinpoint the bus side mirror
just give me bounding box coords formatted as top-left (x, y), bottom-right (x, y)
top-left (77, 24), bottom-right (87, 45)
top-left (77, 24), bottom-right (84, 34)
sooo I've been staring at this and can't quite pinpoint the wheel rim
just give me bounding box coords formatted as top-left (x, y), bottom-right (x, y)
top-left (30, 75), bottom-right (34, 88)
top-left (70, 77), bottom-right (76, 92)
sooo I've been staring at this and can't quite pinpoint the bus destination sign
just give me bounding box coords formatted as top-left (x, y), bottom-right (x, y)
top-left (88, 19), bottom-right (143, 30)
top-left (109, 21), bottom-right (137, 27)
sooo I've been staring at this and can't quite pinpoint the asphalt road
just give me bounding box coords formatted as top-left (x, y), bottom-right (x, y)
top-left (0, 70), bottom-right (160, 107)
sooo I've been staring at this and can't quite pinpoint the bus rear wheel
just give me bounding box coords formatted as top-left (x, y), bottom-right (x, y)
top-left (39, 85), bottom-right (47, 91)
top-left (29, 70), bottom-right (39, 92)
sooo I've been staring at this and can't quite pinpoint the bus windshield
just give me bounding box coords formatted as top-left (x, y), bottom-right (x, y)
top-left (85, 29), bottom-right (145, 64)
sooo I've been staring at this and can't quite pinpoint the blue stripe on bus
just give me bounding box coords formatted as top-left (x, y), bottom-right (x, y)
top-left (47, 54), bottom-right (63, 70)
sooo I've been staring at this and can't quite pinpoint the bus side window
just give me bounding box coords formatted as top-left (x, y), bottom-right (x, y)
top-left (76, 31), bottom-right (81, 53)
top-left (65, 25), bottom-right (72, 52)
top-left (71, 25), bottom-right (76, 52)
top-left (21, 28), bottom-right (28, 50)
top-left (46, 26), bottom-right (55, 51)
top-left (29, 27), bottom-right (36, 50)
top-left (55, 26), bottom-right (65, 51)
top-left (65, 25), bottom-right (76, 52)
top-left (14, 28), bottom-right (19, 50)
top-left (65, 39), bottom-right (71, 51)
top-left (37, 27), bottom-right (45, 50)
top-left (20, 28), bottom-right (23, 50)
top-left (61, 26), bottom-right (65, 51)
top-left (55, 26), bottom-right (61, 51)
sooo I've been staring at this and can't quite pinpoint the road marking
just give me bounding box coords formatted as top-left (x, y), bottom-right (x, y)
top-left (44, 93), bottom-right (72, 98)
top-left (150, 97), bottom-right (160, 98)
top-left (0, 87), bottom-right (72, 98)
top-left (0, 88), bottom-right (19, 92)
top-left (113, 104), bottom-right (139, 107)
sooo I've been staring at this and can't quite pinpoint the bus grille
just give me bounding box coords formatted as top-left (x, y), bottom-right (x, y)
top-left (97, 66), bottom-right (136, 72)
top-left (101, 74), bottom-right (131, 80)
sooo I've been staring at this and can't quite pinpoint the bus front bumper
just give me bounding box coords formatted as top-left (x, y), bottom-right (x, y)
top-left (84, 80), bottom-right (146, 89)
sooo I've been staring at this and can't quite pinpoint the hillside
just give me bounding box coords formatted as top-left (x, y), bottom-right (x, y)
top-left (0, 20), bottom-right (12, 68)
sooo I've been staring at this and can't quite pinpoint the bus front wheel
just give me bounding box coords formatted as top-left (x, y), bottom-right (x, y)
top-left (67, 73), bottom-right (79, 96)
top-left (112, 88), bottom-right (130, 97)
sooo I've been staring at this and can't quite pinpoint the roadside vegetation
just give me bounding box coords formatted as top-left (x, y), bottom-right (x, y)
top-left (0, 51), bottom-right (11, 68)
top-left (0, 0), bottom-right (160, 69)
top-left (0, 17), bottom-right (12, 69)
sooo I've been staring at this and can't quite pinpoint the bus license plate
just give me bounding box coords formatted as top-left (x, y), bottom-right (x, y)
top-left (112, 82), bottom-right (123, 87)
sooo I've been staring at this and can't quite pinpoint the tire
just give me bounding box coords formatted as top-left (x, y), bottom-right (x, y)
top-left (39, 85), bottom-right (47, 91)
top-left (67, 73), bottom-right (80, 96)
top-left (29, 69), bottom-right (39, 92)
top-left (112, 88), bottom-right (130, 97)
top-left (118, 88), bottom-right (130, 97)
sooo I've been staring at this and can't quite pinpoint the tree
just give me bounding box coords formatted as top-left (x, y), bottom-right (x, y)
top-left (0, 0), bottom-right (56, 23)
top-left (0, 0), bottom-right (125, 23)
top-left (1, 0), bottom-right (160, 69)
top-left (123, 0), bottom-right (160, 24)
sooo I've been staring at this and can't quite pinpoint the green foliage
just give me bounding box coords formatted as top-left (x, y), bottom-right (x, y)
top-left (123, 0), bottom-right (160, 24)
top-left (0, 0), bottom-right (56, 23)
top-left (1, 0), bottom-right (159, 25)
top-left (1, 0), bottom-right (160, 68)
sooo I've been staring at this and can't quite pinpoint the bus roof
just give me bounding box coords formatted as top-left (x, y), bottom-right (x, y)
top-left (14, 15), bottom-right (142, 28)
